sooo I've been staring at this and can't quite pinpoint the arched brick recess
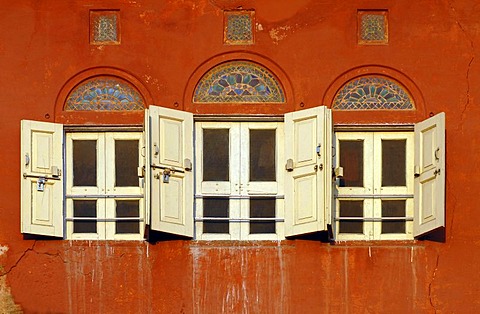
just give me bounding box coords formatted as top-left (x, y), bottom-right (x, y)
top-left (184, 52), bottom-right (294, 115)
top-left (55, 67), bottom-right (153, 125)
top-left (323, 65), bottom-right (426, 124)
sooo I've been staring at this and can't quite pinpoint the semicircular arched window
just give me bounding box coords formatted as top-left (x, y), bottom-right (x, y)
top-left (193, 61), bottom-right (285, 103)
top-left (64, 76), bottom-right (145, 111)
top-left (332, 76), bottom-right (414, 110)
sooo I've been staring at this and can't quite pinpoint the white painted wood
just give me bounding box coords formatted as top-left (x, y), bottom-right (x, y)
top-left (414, 113), bottom-right (445, 237)
top-left (284, 106), bottom-right (332, 236)
top-left (334, 132), bottom-right (414, 241)
top-left (149, 105), bottom-right (194, 237)
top-left (66, 198), bottom-right (106, 240)
top-left (66, 133), bottom-right (105, 197)
top-left (66, 132), bottom-right (144, 240)
top-left (373, 132), bottom-right (414, 240)
top-left (194, 122), bottom-right (237, 240)
top-left (21, 120), bottom-right (64, 237)
top-left (195, 122), bottom-right (284, 240)
top-left (240, 122), bottom-right (283, 196)
top-left (144, 109), bottom-right (151, 228)
top-left (105, 133), bottom-right (144, 240)
top-left (240, 123), bottom-right (284, 240)
top-left (65, 133), bottom-right (105, 240)
top-left (195, 122), bottom-right (238, 195)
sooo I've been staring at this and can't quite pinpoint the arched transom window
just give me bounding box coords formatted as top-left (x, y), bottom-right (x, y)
top-left (332, 76), bottom-right (414, 110)
top-left (193, 61), bottom-right (285, 103)
top-left (64, 76), bottom-right (145, 111)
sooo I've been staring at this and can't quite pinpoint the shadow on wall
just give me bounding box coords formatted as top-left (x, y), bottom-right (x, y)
top-left (416, 227), bottom-right (446, 243)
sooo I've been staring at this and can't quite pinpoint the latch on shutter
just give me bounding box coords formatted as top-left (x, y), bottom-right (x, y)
top-left (37, 177), bottom-right (46, 192)
top-left (163, 169), bottom-right (171, 183)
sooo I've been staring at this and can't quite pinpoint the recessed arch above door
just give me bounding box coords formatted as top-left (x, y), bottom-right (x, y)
top-left (323, 65), bottom-right (426, 124)
top-left (185, 52), bottom-right (294, 115)
top-left (55, 67), bottom-right (153, 125)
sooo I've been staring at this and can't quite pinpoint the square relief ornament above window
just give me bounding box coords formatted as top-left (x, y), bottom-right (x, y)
top-left (358, 10), bottom-right (388, 45)
top-left (90, 10), bottom-right (120, 45)
top-left (224, 10), bottom-right (255, 45)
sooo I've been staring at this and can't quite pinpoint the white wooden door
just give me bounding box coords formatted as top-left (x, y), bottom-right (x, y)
top-left (414, 113), bottom-right (445, 237)
top-left (284, 106), bottom-right (332, 236)
top-left (21, 120), bottom-right (64, 237)
top-left (149, 106), bottom-right (194, 237)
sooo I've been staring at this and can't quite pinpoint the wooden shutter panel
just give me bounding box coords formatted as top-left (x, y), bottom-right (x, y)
top-left (148, 105), bottom-right (194, 237)
top-left (284, 106), bottom-right (332, 236)
top-left (414, 112), bottom-right (446, 237)
top-left (144, 109), bottom-right (151, 229)
top-left (21, 120), bottom-right (64, 237)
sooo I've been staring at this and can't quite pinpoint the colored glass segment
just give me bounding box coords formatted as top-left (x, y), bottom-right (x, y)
top-left (333, 76), bottom-right (414, 110)
top-left (361, 14), bottom-right (386, 42)
top-left (94, 15), bottom-right (117, 42)
top-left (224, 11), bottom-right (254, 45)
top-left (65, 77), bottom-right (145, 111)
top-left (193, 61), bottom-right (285, 103)
top-left (90, 11), bottom-right (120, 44)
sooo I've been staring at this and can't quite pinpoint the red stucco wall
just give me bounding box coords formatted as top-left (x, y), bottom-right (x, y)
top-left (1, 0), bottom-right (480, 312)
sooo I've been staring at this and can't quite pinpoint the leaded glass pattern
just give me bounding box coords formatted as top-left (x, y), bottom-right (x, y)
top-left (332, 76), bottom-right (414, 110)
top-left (193, 61), bottom-right (285, 103)
top-left (224, 11), bottom-right (254, 45)
top-left (65, 77), bottom-right (145, 111)
top-left (90, 11), bottom-right (120, 44)
top-left (358, 11), bottom-right (388, 44)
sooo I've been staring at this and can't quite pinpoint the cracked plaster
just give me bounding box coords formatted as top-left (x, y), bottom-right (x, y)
top-left (447, 0), bottom-right (476, 121)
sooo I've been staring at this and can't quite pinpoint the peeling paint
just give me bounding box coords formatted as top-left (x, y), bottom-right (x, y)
top-left (429, 254), bottom-right (441, 312)
top-left (269, 25), bottom-right (291, 44)
top-left (191, 244), bottom-right (290, 313)
top-left (0, 277), bottom-right (22, 314)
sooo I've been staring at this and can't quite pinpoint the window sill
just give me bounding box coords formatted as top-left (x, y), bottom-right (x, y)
top-left (330, 239), bottom-right (421, 247)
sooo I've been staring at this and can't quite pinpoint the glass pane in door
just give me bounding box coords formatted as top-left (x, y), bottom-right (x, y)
top-left (116, 200), bottom-right (140, 234)
top-left (382, 140), bottom-right (406, 186)
top-left (73, 140), bottom-right (97, 186)
top-left (339, 140), bottom-right (363, 187)
top-left (249, 198), bottom-right (276, 234)
top-left (203, 129), bottom-right (229, 181)
top-left (115, 140), bottom-right (139, 187)
top-left (73, 200), bottom-right (97, 233)
top-left (203, 198), bottom-right (229, 233)
top-left (250, 130), bottom-right (276, 181)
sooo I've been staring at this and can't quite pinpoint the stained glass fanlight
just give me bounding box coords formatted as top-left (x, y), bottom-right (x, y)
top-left (65, 77), bottom-right (145, 111)
top-left (193, 61), bottom-right (285, 103)
top-left (332, 76), bottom-right (414, 110)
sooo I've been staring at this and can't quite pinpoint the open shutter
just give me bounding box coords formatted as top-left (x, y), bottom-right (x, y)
top-left (148, 105), bottom-right (194, 237)
top-left (144, 109), bottom-right (151, 229)
top-left (21, 120), bottom-right (64, 237)
top-left (284, 106), bottom-right (332, 236)
top-left (414, 112), bottom-right (445, 237)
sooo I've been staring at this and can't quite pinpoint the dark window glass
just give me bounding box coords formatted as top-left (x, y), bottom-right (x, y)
top-left (116, 200), bottom-right (140, 234)
top-left (382, 140), bottom-right (406, 187)
top-left (203, 129), bottom-right (229, 181)
top-left (73, 200), bottom-right (97, 233)
top-left (339, 140), bottom-right (363, 187)
top-left (115, 140), bottom-right (139, 187)
top-left (339, 200), bottom-right (363, 233)
top-left (203, 198), bottom-right (229, 233)
top-left (382, 200), bottom-right (406, 234)
top-left (250, 130), bottom-right (276, 181)
top-left (249, 198), bottom-right (276, 234)
top-left (73, 140), bottom-right (97, 186)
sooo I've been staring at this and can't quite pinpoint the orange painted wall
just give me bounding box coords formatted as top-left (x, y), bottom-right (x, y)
top-left (1, 0), bottom-right (480, 312)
